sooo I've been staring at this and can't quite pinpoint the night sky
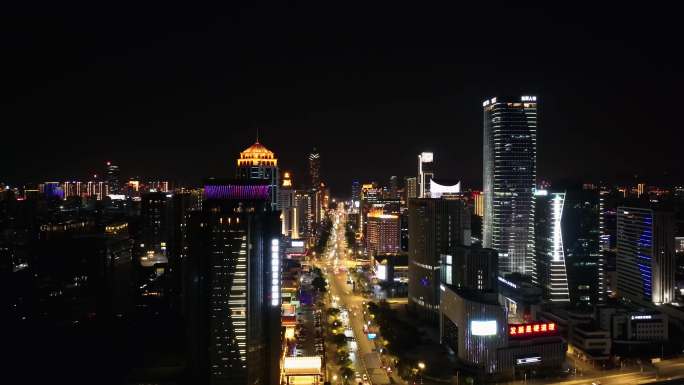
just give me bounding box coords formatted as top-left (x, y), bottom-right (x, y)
top-left (3, 2), bottom-right (683, 195)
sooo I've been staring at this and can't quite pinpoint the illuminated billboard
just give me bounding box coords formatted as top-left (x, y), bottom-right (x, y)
top-left (508, 322), bottom-right (557, 338)
top-left (470, 320), bottom-right (497, 336)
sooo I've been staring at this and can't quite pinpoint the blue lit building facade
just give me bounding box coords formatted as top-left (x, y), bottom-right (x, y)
top-left (616, 207), bottom-right (675, 305)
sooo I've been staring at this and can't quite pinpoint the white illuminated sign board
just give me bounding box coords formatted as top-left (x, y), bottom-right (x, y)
top-left (420, 152), bottom-right (433, 163)
top-left (376, 265), bottom-right (387, 281)
top-left (291, 240), bottom-right (304, 247)
top-left (521, 96), bottom-right (537, 102)
top-left (631, 315), bottom-right (652, 320)
top-left (470, 320), bottom-right (497, 336)
top-left (516, 357), bottom-right (541, 365)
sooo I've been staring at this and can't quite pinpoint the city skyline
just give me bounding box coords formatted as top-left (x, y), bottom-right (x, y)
top-left (4, 4), bottom-right (684, 385)
top-left (4, 3), bottom-right (684, 192)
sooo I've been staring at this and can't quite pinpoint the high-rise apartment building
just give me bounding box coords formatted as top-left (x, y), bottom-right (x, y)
top-left (482, 96), bottom-right (537, 277)
top-left (186, 179), bottom-right (281, 385)
top-left (236, 140), bottom-right (279, 211)
top-left (617, 206), bottom-right (675, 305)
top-left (408, 197), bottom-right (471, 317)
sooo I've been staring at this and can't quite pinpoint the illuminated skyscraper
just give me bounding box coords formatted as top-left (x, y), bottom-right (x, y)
top-left (309, 147), bottom-right (320, 189)
top-left (418, 152), bottom-right (434, 198)
top-left (106, 161), bottom-right (120, 194)
top-left (617, 206), bottom-right (675, 305)
top-left (482, 96), bottom-right (537, 277)
top-left (236, 140), bottom-right (279, 211)
top-left (278, 172), bottom-right (298, 238)
top-left (365, 210), bottom-right (400, 256)
top-left (534, 191), bottom-right (569, 302)
top-left (186, 179), bottom-right (281, 385)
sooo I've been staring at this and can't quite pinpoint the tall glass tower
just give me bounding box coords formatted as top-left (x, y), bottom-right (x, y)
top-left (482, 96), bottom-right (537, 277)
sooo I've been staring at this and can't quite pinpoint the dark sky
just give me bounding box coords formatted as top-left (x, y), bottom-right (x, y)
top-left (2, 2), bottom-right (683, 195)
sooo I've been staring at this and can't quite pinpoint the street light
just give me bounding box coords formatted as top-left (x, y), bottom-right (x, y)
top-left (417, 362), bottom-right (425, 370)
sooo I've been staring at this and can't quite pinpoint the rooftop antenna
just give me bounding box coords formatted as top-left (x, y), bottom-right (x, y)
top-left (256, 127), bottom-right (260, 143)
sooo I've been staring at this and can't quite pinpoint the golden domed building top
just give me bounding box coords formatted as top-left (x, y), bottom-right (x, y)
top-left (237, 140), bottom-right (277, 167)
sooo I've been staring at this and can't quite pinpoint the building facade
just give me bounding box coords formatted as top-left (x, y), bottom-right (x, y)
top-left (186, 179), bottom-right (281, 385)
top-left (534, 191), bottom-right (570, 303)
top-left (482, 96), bottom-right (537, 277)
top-left (617, 206), bottom-right (675, 305)
top-left (408, 198), bottom-right (471, 317)
top-left (365, 211), bottom-right (400, 256)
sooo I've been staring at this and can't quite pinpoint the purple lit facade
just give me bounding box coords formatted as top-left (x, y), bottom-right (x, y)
top-left (204, 184), bottom-right (270, 200)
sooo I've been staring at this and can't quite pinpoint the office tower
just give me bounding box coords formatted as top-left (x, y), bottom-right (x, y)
top-left (408, 197), bottom-right (471, 317)
top-left (389, 176), bottom-right (399, 199)
top-left (563, 188), bottom-right (604, 305)
top-left (405, 177), bottom-right (418, 200)
top-left (140, 192), bottom-right (170, 256)
top-left (186, 179), bottom-right (281, 385)
top-left (351, 180), bottom-right (361, 205)
top-left (418, 152), bottom-right (434, 198)
top-left (534, 191), bottom-right (570, 303)
top-left (472, 191), bottom-right (484, 217)
top-left (617, 206), bottom-right (675, 305)
top-left (309, 147), bottom-right (320, 189)
top-left (441, 245), bottom-right (498, 292)
top-left (482, 95), bottom-right (537, 277)
top-left (236, 140), bottom-right (279, 211)
top-left (106, 161), bottom-right (121, 194)
top-left (365, 210), bottom-right (400, 256)
top-left (278, 172), bottom-right (297, 238)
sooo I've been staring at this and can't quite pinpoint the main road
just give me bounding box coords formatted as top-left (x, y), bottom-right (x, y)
top-left (320, 207), bottom-right (398, 385)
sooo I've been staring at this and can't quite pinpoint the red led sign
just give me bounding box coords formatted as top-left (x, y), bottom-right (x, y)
top-left (508, 322), bottom-right (557, 338)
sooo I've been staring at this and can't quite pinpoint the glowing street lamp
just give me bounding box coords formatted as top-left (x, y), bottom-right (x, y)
top-left (417, 362), bottom-right (425, 370)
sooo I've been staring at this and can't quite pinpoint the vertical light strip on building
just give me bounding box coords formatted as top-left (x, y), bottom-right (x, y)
top-left (549, 193), bottom-right (570, 302)
top-left (271, 238), bottom-right (280, 306)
